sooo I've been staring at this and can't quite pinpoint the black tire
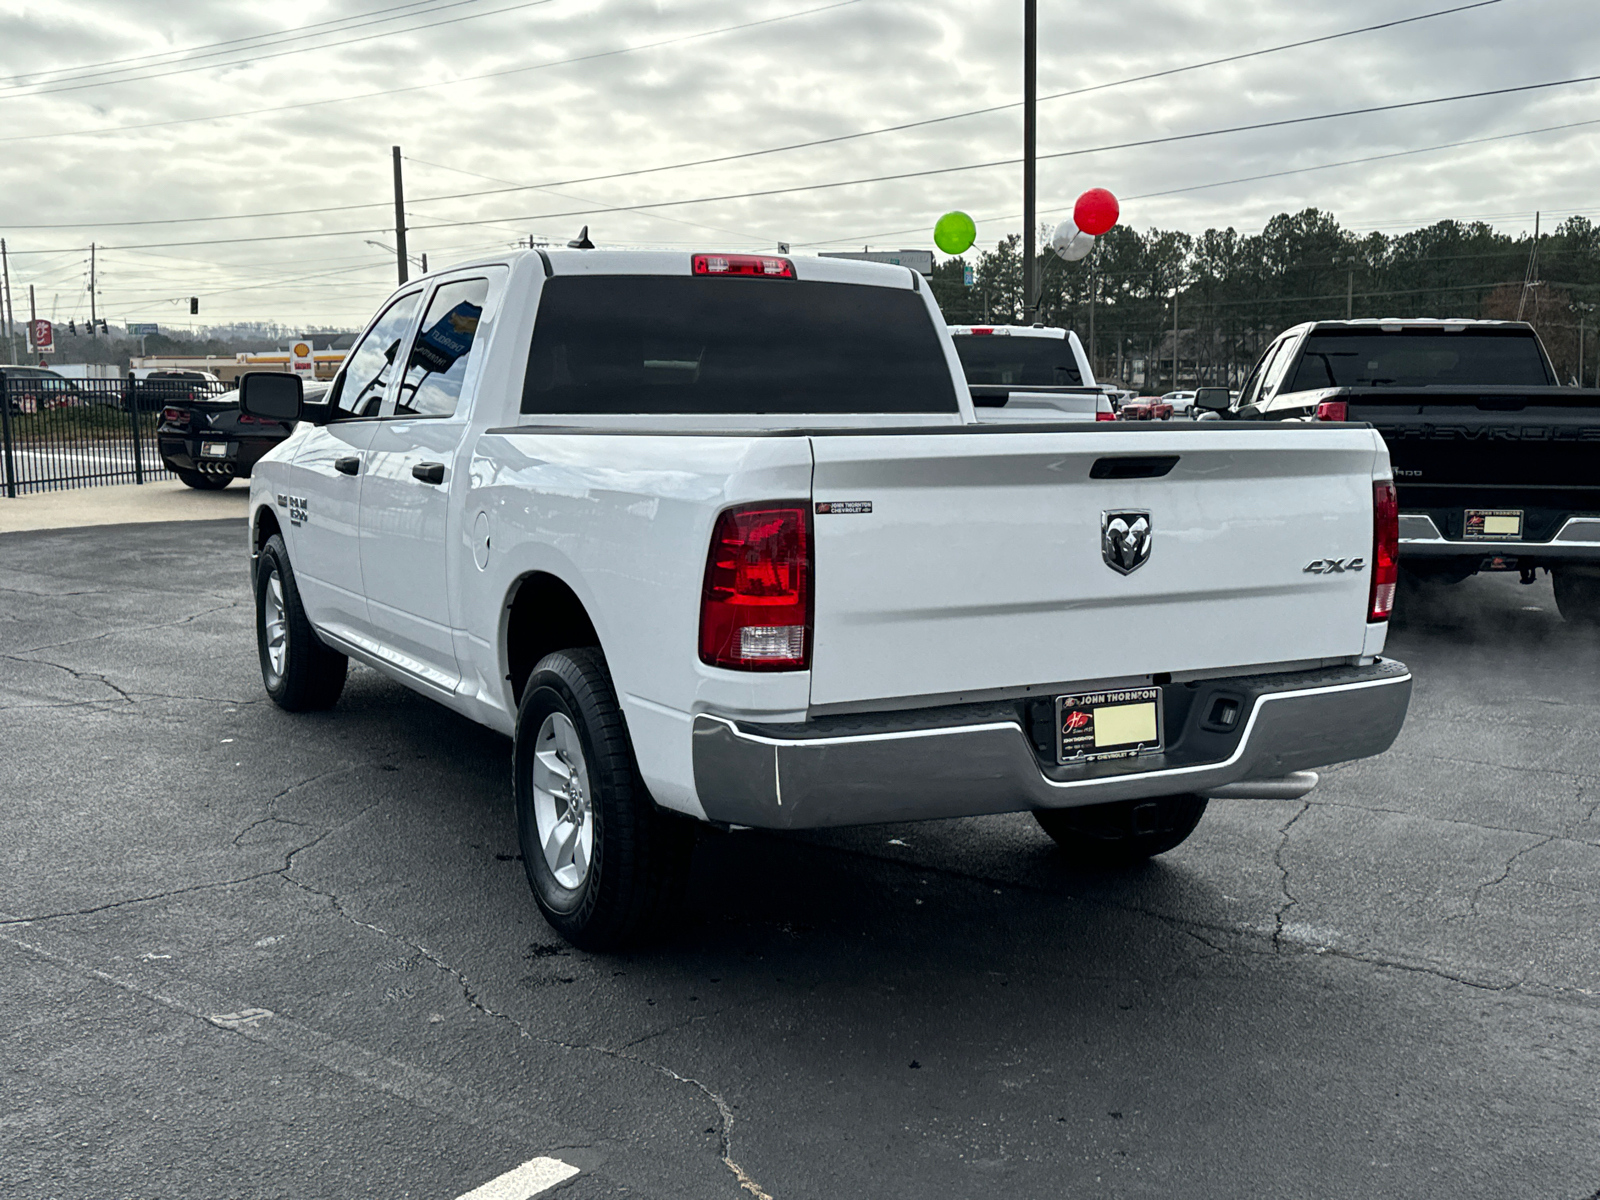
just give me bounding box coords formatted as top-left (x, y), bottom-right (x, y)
top-left (514, 648), bottom-right (694, 950)
top-left (1034, 794), bottom-right (1208, 868)
top-left (254, 534), bottom-right (347, 710)
top-left (1552, 566), bottom-right (1600, 628)
top-left (174, 468), bottom-right (231, 490)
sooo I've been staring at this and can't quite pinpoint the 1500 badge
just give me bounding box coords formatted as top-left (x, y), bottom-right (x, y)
top-left (276, 494), bottom-right (309, 527)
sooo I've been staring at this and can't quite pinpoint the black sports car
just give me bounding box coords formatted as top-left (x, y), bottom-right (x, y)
top-left (156, 379), bottom-right (328, 489)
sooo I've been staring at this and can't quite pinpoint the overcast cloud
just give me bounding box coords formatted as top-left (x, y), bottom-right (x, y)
top-left (0, 0), bottom-right (1595, 330)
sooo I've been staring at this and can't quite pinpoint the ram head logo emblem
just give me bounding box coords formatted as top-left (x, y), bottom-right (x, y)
top-left (1102, 511), bottom-right (1153, 575)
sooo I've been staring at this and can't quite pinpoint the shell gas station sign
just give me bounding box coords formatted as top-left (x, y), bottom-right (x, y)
top-left (290, 341), bottom-right (315, 376)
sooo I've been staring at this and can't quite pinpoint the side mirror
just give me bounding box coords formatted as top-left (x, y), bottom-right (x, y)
top-left (1194, 386), bottom-right (1231, 412)
top-left (238, 371), bottom-right (305, 423)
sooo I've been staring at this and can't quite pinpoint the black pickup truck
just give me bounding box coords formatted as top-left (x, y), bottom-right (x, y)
top-left (1200, 319), bottom-right (1600, 624)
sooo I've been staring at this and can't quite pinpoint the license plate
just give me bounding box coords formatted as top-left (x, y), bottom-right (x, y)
top-left (1056, 687), bottom-right (1163, 764)
top-left (201, 441), bottom-right (229, 458)
top-left (1464, 508), bottom-right (1522, 540)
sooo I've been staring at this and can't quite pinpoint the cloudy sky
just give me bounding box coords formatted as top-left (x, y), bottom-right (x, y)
top-left (1, 0), bottom-right (1596, 332)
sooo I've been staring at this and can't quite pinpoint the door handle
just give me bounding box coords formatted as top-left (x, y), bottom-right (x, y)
top-left (412, 462), bottom-right (446, 485)
top-left (334, 456), bottom-right (361, 475)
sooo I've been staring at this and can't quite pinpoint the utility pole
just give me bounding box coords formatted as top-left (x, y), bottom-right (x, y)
top-left (29, 285), bottom-right (37, 357)
top-left (1346, 266), bottom-right (1354, 319)
top-left (392, 146), bottom-right (410, 286)
top-left (1, 238), bottom-right (15, 364)
top-left (1021, 0), bottom-right (1037, 324)
top-left (89, 243), bottom-right (98, 336)
top-left (1172, 289), bottom-right (1180, 390)
top-left (1087, 247), bottom-right (1097, 377)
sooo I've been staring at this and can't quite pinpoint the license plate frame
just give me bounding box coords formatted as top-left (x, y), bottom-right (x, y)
top-left (200, 441), bottom-right (229, 459)
top-left (1463, 508), bottom-right (1522, 540)
top-left (1056, 687), bottom-right (1164, 765)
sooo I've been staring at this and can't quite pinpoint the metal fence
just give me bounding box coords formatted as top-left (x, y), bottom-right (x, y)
top-left (0, 373), bottom-right (232, 497)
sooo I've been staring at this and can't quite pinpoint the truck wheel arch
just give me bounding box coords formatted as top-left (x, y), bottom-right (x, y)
top-left (253, 505), bottom-right (282, 560)
top-left (504, 571), bottom-right (602, 704)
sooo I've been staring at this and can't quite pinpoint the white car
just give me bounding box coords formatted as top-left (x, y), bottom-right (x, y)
top-left (1161, 390), bottom-right (1198, 416)
top-left (242, 249), bottom-right (1412, 948)
top-left (948, 323), bottom-right (1112, 421)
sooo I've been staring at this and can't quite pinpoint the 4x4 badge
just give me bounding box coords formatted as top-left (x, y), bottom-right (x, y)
top-left (1304, 557), bottom-right (1365, 574)
top-left (1102, 511), bottom-right (1152, 575)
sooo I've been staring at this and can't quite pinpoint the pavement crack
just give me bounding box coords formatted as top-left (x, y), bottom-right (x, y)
top-left (1, 652), bottom-right (135, 703)
top-left (17, 599), bottom-right (242, 654)
top-left (277, 873), bottom-right (772, 1198)
top-left (1270, 802), bottom-right (1310, 953)
top-left (1448, 834), bottom-right (1556, 924)
top-left (0, 872), bottom-right (283, 926)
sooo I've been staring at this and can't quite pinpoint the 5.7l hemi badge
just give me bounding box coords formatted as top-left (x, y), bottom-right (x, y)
top-left (815, 501), bottom-right (872, 515)
top-left (276, 494), bottom-right (309, 527)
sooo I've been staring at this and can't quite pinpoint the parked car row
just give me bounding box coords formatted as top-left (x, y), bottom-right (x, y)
top-left (1, 366), bottom-right (229, 415)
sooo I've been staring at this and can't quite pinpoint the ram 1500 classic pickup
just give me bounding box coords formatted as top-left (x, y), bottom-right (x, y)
top-left (948, 324), bottom-right (1115, 421)
top-left (1200, 318), bottom-right (1600, 623)
top-left (242, 249), bottom-right (1411, 948)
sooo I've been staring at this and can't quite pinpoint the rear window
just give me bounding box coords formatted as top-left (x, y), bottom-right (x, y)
top-left (951, 334), bottom-right (1082, 386)
top-left (520, 276), bottom-right (958, 415)
top-left (1285, 329), bottom-right (1553, 390)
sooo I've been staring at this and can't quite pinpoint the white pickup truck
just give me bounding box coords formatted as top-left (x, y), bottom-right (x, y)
top-left (242, 249), bottom-right (1412, 948)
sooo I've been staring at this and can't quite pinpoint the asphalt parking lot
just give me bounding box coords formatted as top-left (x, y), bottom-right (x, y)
top-left (3, 519), bottom-right (1598, 1200)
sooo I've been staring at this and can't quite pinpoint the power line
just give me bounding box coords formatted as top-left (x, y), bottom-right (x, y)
top-left (403, 157), bottom-right (777, 244)
top-left (796, 114), bottom-right (1600, 248)
top-left (0, 0), bottom-right (863, 145)
top-left (12, 64), bottom-right (1598, 242)
top-left (1125, 117), bottom-right (1600, 202)
top-left (1, 0), bottom-right (560, 99)
top-left (0, 0), bottom-right (493, 91)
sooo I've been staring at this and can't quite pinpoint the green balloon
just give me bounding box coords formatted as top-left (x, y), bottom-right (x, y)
top-left (934, 210), bottom-right (976, 255)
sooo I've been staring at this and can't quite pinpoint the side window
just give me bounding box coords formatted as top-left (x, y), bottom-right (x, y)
top-left (392, 277), bottom-right (491, 418)
top-left (1238, 340), bottom-right (1284, 409)
top-left (326, 291), bottom-right (422, 419)
top-left (1260, 335), bottom-right (1299, 402)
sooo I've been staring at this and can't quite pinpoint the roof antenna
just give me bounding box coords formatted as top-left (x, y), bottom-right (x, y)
top-left (568, 225), bottom-right (594, 249)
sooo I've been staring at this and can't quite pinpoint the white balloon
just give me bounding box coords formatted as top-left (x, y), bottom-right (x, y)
top-left (1051, 219), bottom-right (1095, 262)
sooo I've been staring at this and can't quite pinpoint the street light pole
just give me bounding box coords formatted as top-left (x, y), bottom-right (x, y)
top-left (1021, 0), bottom-right (1037, 324)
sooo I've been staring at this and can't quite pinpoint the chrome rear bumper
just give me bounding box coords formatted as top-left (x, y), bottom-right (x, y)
top-left (691, 659), bottom-right (1411, 830)
top-left (1400, 513), bottom-right (1600, 560)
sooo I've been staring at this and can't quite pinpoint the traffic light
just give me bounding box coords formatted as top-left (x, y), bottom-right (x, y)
top-left (99, 319), bottom-right (108, 334)
top-left (68, 319), bottom-right (76, 335)
top-left (190, 297), bottom-right (199, 314)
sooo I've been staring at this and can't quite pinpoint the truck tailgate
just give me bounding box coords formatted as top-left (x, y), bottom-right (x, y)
top-left (807, 427), bottom-right (1384, 707)
top-left (1350, 388), bottom-right (1600, 488)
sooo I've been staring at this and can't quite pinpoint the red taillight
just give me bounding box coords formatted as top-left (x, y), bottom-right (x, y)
top-left (699, 505), bottom-right (811, 670)
top-left (692, 253), bottom-right (794, 279)
top-left (970, 327), bottom-right (994, 335)
top-left (237, 412), bottom-right (266, 424)
top-left (1096, 408), bottom-right (1117, 421)
top-left (1370, 480), bottom-right (1399, 622)
top-left (161, 406), bottom-right (188, 426)
top-left (1315, 401), bottom-right (1349, 422)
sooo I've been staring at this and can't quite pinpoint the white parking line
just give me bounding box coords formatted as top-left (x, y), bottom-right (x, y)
top-left (455, 1157), bottom-right (581, 1200)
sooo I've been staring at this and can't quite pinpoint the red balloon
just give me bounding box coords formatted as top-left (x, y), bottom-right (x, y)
top-left (1073, 188), bottom-right (1120, 237)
